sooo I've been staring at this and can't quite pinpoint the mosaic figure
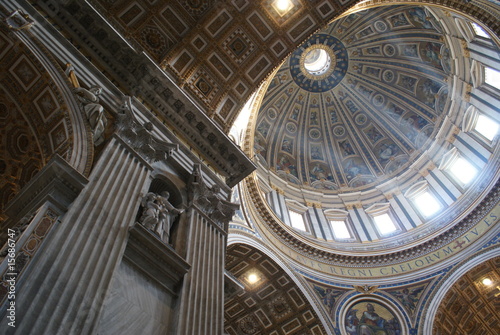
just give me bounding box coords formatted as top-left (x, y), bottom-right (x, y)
top-left (408, 7), bottom-right (434, 29)
top-left (313, 285), bottom-right (343, 317)
top-left (421, 42), bottom-right (442, 68)
top-left (393, 287), bottom-right (424, 311)
top-left (389, 13), bottom-right (409, 27)
top-left (345, 301), bottom-right (401, 335)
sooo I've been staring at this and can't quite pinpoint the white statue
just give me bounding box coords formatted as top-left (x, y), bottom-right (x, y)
top-left (139, 192), bottom-right (160, 230)
top-left (73, 85), bottom-right (107, 145)
top-left (155, 191), bottom-right (184, 243)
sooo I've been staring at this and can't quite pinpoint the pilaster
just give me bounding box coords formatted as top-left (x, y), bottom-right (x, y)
top-left (175, 165), bottom-right (238, 335)
top-left (0, 136), bottom-right (152, 334)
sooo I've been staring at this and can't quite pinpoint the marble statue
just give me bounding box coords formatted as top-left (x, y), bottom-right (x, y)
top-left (155, 191), bottom-right (184, 243)
top-left (139, 192), bottom-right (160, 230)
top-left (73, 85), bottom-right (107, 145)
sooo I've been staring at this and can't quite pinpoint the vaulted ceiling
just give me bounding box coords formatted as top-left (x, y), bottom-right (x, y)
top-left (87, 0), bottom-right (499, 131)
top-left (225, 244), bottom-right (328, 335)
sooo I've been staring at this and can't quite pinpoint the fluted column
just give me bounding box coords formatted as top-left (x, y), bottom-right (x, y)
top-left (0, 135), bottom-right (152, 334)
top-left (175, 165), bottom-right (237, 335)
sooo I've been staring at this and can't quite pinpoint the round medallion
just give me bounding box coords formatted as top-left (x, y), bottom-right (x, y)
top-left (374, 20), bottom-right (388, 32)
top-left (355, 113), bottom-right (367, 125)
top-left (268, 108), bottom-right (277, 119)
top-left (286, 122), bottom-right (297, 133)
top-left (290, 34), bottom-right (349, 93)
top-left (383, 70), bottom-right (395, 82)
top-left (309, 128), bottom-right (322, 140)
top-left (383, 44), bottom-right (396, 57)
top-left (373, 94), bottom-right (385, 107)
top-left (333, 125), bottom-right (346, 137)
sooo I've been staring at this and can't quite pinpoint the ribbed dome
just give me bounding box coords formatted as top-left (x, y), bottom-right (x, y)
top-left (247, 4), bottom-right (500, 252)
top-left (254, 5), bottom-right (451, 195)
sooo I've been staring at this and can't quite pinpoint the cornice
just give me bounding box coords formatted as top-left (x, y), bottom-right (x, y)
top-left (32, 0), bottom-right (256, 188)
top-left (243, 175), bottom-right (500, 268)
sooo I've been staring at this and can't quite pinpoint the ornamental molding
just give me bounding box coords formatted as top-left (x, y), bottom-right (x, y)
top-left (116, 96), bottom-right (178, 164)
top-left (30, 0), bottom-right (256, 188)
top-left (243, 175), bottom-right (500, 268)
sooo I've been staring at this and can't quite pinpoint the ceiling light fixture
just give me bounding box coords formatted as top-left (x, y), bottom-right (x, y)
top-left (247, 273), bottom-right (259, 284)
top-left (273, 0), bottom-right (293, 15)
top-left (482, 278), bottom-right (493, 286)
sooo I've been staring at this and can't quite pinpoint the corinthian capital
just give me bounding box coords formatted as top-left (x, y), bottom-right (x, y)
top-left (116, 96), bottom-right (178, 163)
top-left (188, 164), bottom-right (239, 230)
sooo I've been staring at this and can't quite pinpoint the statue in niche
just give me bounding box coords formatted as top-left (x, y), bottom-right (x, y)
top-left (156, 191), bottom-right (184, 243)
top-left (139, 191), bottom-right (184, 244)
top-left (139, 192), bottom-right (161, 230)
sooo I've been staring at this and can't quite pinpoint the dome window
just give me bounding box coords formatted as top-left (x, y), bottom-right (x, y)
top-left (373, 213), bottom-right (397, 235)
top-left (453, 159), bottom-right (477, 187)
top-left (289, 210), bottom-right (307, 231)
top-left (365, 204), bottom-right (399, 236)
top-left (414, 192), bottom-right (441, 218)
top-left (463, 106), bottom-right (499, 143)
top-left (285, 200), bottom-right (309, 232)
top-left (304, 48), bottom-right (331, 76)
top-left (440, 147), bottom-right (479, 187)
top-left (475, 114), bottom-right (499, 141)
top-left (471, 22), bottom-right (490, 39)
top-left (324, 209), bottom-right (354, 241)
top-left (485, 67), bottom-right (500, 90)
top-left (405, 181), bottom-right (442, 219)
top-left (449, 157), bottom-right (478, 186)
top-left (330, 220), bottom-right (351, 239)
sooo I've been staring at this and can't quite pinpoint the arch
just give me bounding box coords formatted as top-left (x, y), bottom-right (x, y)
top-left (423, 247), bottom-right (500, 335)
top-left (7, 25), bottom-right (93, 175)
top-left (227, 234), bottom-right (335, 334)
top-left (0, 26), bottom-right (93, 214)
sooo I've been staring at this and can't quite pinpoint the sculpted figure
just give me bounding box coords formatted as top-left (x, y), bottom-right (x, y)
top-left (139, 192), bottom-right (160, 230)
top-left (73, 85), bottom-right (107, 145)
top-left (156, 191), bottom-right (184, 243)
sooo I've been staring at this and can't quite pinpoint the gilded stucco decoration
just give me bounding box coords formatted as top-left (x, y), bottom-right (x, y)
top-left (0, 26), bottom-right (76, 215)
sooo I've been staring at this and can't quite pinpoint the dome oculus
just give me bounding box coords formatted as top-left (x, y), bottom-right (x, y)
top-left (303, 47), bottom-right (332, 76)
top-left (290, 34), bottom-right (348, 92)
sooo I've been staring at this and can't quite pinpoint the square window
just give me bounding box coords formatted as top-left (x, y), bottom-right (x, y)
top-left (475, 114), bottom-right (499, 141)
top-left (485, 67), bottom-right (500, 90)
top-left (330, 220), bottom-right (351, 239)
top-left (373, 213), bottom-right (397, 235)
top-left (448, 156), bottom-right (478, 186)
top-left (471, 23), bottom-right (490, 39)
top-left (414, 191), bottom-right (441, 218)
top-left (289, 210), bottom-right (306, 231)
